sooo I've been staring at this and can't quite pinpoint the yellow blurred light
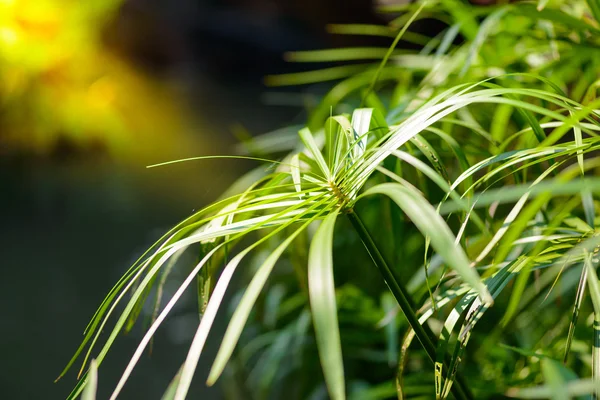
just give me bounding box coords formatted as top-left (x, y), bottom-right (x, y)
top-left (2, 68), bottom-right (26, 95)
top-left (0, 26), bottom-right (18, 46)
top-left (14, 3), bottom-right (61, 39)
top-left (87, 76), bottom-right (116, 108)
top-left (0, 0), bottom-right (209, 164)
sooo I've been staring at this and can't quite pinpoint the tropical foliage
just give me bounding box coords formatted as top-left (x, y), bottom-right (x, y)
top-left (61, 0), bottom-right (600, 399)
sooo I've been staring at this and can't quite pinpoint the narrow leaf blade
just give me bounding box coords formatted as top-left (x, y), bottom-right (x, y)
top-left (308, 212), bottom-right (345, 400)
top-left (364, 183), bottom-right (491, 303)
top-left (81, 360), bottom-right (98, 400)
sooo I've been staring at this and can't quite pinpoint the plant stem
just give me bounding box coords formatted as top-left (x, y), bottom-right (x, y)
top-left (346, 209), bottom-right (472, 400)
top-left (593, 315), bottom-right (600, 400)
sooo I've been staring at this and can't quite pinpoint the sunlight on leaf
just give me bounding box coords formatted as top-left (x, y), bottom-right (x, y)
top-left (308, 211), bottom-right (345, 400)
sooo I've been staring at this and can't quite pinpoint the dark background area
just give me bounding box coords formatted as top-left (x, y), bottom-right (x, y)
top-left (0, 0), bottom-right (389, 399)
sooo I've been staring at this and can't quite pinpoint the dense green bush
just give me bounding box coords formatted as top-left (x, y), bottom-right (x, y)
top-left (62, 1), bottom-right (600, 399)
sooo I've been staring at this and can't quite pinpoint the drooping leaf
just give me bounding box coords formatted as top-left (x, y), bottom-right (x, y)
top-left (362, 183), bottom-right (492, 303)
top-left (308, 211), bottom-right (345, 400)
top-left (81, 360), bottom-right (97, 400)
top-left (206, 215), bottom-right (320, 385)
top-left (161, 366), bottom-right (183, 400)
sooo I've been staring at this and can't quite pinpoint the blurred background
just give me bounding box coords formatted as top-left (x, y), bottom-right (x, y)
top-left (0, 0), bottom-right (390, 398)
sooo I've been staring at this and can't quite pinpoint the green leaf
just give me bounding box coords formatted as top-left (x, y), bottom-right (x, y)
top-left (537, 0), bottom-right (549, 11)
top-left (438, 258), bottom-right (524, 398)
top-left (587, 251), bottom-right (600, 315)
top-left (460, 7), bottom-right (510, 76)
top-left (361, 1), bottom-right (425, 103)
top-left (285, 48), bottom-right (406, 62)
top-left (440, 178), bottom-right (600, 215)
top-left (439, 0), bottom-right (480, 40)
top-left (327, 24), bottom-right (397, 37)
top-left (299, 127), bottom-right (330, 180)
top-left (325, 115), bottom-right (354, 173)
top-left (81, 360), bottom-right (97, 400)
top-left (363, 183), bottom-right (492, 304)
top-left (109, 245), bottom-right (224, 400)
top-left (161, 366), bottom-right (183, 400)
top-left (206, 221), bottom-right (314, 385)
top-left (171, 199), bottom-right (328, 400)
top-left (265, 65), bottom-right (369, 86)
top-left (290, 154), bottom-right (303, 198)
top-left (540, 359), bottom-right (569, 400)
top-left (514, 3), bottom-right (600, 33)
top-left (308, 211), bottom-right (345, 400)
top-left (351, 108), bottom-right (373, 160)
top-left (587, 0), bottom-right (600, 24)
top-left (586, 251), bottom-right (600, 391)
top-left (507, 379), bottom-right (600, 398)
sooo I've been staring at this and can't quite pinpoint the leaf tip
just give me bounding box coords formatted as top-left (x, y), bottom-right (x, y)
top-left (205, 376), bottom-right (217, 387)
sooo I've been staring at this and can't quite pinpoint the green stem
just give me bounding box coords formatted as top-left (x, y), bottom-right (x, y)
top-left (346, 209), bottom-right (472, 400)
top-left (593, 315), bottom-right (600, 400)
